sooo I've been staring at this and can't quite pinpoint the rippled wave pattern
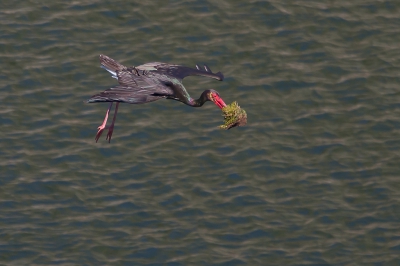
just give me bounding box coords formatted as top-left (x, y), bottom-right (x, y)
top-left (1, 0), bottom-right (400, 265)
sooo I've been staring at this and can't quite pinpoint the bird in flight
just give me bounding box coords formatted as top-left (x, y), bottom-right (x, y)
top-left (87, 55), bottom-right (227, 142)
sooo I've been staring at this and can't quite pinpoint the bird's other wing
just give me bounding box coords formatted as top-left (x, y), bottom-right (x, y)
top-left (136, 62), bottom-right (224, 81)
top-left (116, 70), bottom-right (176, 96)
top-left (99, 54), bottom-right (128, 79)
top-left (116, 70), bottom-right (158, 88)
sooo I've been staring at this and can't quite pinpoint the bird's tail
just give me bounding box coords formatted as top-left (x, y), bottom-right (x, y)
top-left (99, 54), bottom-right (128, 79)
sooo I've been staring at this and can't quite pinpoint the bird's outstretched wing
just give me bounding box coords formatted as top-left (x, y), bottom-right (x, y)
top-left (87, 85), bottom-right (172, 104)
top-left (88, 69), bottom-right (174, 104)
top-left (100, 54), bottom-right (224, 81)
top-left (136, 62), bottom-right (224, 81)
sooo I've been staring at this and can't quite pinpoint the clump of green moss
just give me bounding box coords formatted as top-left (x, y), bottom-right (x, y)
top-left (219, 101), bottom-right (247, 129)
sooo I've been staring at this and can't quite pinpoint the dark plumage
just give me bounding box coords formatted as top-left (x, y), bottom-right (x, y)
top-left (88, 55), bottom-right (226, 142)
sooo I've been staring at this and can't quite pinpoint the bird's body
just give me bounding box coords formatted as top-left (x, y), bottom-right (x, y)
top-left (88, 55), bottom-right (226, 142)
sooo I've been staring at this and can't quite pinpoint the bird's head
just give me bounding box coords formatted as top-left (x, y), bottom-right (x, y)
top-left (206, 89), bottom-right (227, 109)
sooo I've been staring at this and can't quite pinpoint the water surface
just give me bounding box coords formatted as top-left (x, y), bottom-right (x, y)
top-left (1, 0), bottom-right (400, 265)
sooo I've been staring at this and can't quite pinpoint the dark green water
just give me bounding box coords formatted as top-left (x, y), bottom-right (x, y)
top-left (1, 1), bottom-right (400, 265)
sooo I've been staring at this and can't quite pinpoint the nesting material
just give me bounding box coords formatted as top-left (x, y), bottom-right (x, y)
top-left (219, 101), bottom-right (247, 129)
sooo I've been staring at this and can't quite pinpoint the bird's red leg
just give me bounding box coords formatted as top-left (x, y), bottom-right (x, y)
top-left (106, 102), bottom-right (119, 143)
top-left (95, 102), bottom-right (113, 143)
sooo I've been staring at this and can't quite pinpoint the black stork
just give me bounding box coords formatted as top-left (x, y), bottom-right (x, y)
top-left (87, 55), bottom-right (227, 142)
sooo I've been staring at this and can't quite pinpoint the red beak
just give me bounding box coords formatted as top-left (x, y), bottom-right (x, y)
top-left (211, 94), bottom-right (227, 109)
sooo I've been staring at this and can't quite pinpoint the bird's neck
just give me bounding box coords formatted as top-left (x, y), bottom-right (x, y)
top-left (188, 91), bottom-right (209, 107)
top-left (189, 99), bottom-right (205, 107)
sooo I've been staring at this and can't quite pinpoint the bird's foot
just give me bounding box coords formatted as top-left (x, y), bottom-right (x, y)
top-left (106, 125), bottom-right (114, 143)
top-left (95, 125), bottom-right (107, 143)
top-left (93, 102), bottom-right (118, 143)
top-left (95, 125), bottom-right (114, 143)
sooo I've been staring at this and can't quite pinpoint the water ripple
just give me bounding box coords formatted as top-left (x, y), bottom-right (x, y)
top-left (1, 0), bottom-right (400, 265)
